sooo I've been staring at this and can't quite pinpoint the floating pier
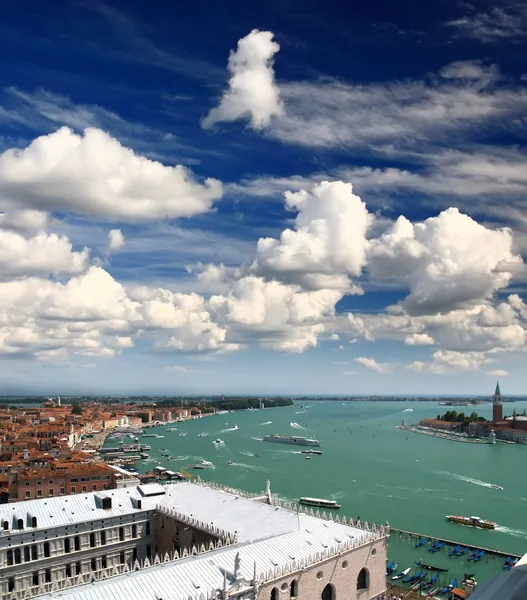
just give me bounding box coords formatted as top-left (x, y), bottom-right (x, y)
top-left (390, 527), bottom-right (521, 559)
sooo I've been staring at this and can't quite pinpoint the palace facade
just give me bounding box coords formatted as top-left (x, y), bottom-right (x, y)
top-left (0, 480), bottom-right (389, 600)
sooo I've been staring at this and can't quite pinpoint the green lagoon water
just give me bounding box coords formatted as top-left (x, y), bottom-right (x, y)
top-left (113, 401), bottom-right (527, 587)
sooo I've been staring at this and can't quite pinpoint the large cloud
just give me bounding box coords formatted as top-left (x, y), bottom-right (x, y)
top-left (0, 266), bottom-right (230, 358)
top-left (0, 229), bottom-right (89, 279)
top-left (250, 181), bottom-right (372, 291)
top-left (202, 30), bottom-right (283, 130)
top-left (0, 127), bottom-right (223, 221)
top-left (367, 208), bottom-right (521, 315)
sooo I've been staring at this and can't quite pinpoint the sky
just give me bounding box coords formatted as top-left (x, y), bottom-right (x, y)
top-left (1, 0), bottom-right (527, 395)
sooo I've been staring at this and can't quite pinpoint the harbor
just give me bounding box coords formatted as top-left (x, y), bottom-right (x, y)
top-left (96, 400), bottom-right (527, 587)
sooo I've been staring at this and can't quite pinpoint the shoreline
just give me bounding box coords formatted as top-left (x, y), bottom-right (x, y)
top-left (396, 425), bottom-right (489, 444)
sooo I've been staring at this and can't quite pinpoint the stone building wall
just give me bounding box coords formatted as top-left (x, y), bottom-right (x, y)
top-left (257, 537), bottom-right (387, 600)
top-left (155, 512), bottom-right (219, 557)
top-left (0, 512), bottom-right (156, 599)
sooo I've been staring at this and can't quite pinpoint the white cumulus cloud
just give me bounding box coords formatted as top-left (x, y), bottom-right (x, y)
top-left (354, 356), bottom-right (393, 373)
top-left (108, 229), bottom-right (125, 251)
top-left (367, 208), bottom-right (521, 315)
top-left (202, 30), bottom-right (283, 130)
top-left (0, 127), bottom-right (222, 222)
top-left (0, 229), bottom-right (89, 279)
top-left (251, 181), bottom-right (372, 291)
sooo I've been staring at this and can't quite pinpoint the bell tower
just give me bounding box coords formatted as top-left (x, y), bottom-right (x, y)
top-left (492, 381), bottom-right (503, 423)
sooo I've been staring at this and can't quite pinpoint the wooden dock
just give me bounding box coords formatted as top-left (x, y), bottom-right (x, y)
top-left (390, 527), bottom-right (521, 559)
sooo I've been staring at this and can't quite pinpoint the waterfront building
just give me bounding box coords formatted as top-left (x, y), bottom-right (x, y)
top-left (0, 480), bottom-right (389, 600)
top-left (492, 381), bottom-right (503, 423)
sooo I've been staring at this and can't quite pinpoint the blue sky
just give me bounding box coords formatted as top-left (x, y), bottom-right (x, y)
top-left (1, 0), bottom-right (527, 395)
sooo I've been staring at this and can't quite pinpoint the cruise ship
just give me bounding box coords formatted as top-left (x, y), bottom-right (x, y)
top-left (446, 515), bottom-right (496, 529)
top-left (263, 434), bottom-right (321, 447)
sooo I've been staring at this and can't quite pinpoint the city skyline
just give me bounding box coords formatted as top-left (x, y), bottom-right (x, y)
top-left (1, 0), bottom-right (527, 394)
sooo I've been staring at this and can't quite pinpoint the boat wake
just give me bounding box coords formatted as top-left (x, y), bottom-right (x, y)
top-left (239, 450), bottom-right (255, 457)
top-left (260, 421), bottom-right (272, 426)
top-left (251, 436), bottom-right (263, 441)
top-left (443, 472), bottom-right (503, 490)
top-left (290, 422), bottom-right (305, 429)
top-left (496, 526), bottom-right (527, 538)
top-left (228, 462), bottom-right (268, 472)
top-left (220, 425), bottom-right (239, 433)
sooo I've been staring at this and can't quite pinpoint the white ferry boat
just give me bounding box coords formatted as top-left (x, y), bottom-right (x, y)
top-left (299, 497), bottom-right (341, 509)
top-left (263, 434), bottom-right (321, 447)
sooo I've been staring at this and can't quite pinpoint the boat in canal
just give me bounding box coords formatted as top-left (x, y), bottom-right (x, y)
top-left (446, 515), bottom-right (496, 529)
top-left (391, 567), bottom-right (410, 581)
top-left (298, 497), bottom-right (341, 509)
top-left (386, 561), bottom-right (398, 576)
top-left (415, 560), bottom-right (449, 572)
top-left (263, 434), bottom-right (321, 447)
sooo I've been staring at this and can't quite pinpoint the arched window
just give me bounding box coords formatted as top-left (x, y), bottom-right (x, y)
top-left (17, 518), bottom-right (23, 530)
top-left (6, 549), bottom-right (13, 566)
top-left (2, 521), bottom-right (8, 530)
top-left (31, 545), bottom-right (38, 560)
top-left (31, 516), bottom-right (37, 527)
top-left (290, 580), bottom-right (298, 598)
top-left (24, 546), bottom-right (30, 562)
top-left (321, 584), bottom-right (335, 600)
top-left (43, 542), bottom-right (50, 558)
top-left (270, 587), bottom-right (279, 600)
top-left (89, 533), bottom-right (96, 548)
top-left (357, 568), bottom-right (369, 590)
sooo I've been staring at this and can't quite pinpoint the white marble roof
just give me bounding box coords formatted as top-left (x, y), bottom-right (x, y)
top-left (0, 484), bottom-right (165, 536)
top-left (35, 509), bottom-right (376, 600)
top-left (158, 482), bottom-right (299, 542)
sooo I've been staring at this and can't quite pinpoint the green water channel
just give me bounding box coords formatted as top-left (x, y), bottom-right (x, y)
top-left (105, 400), bottom-right (527, 587)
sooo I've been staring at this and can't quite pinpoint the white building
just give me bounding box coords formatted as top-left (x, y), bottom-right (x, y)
top-left (1, 481), bottom-right (389, 600)
top-left (0, 484), bottom-right (163, 598)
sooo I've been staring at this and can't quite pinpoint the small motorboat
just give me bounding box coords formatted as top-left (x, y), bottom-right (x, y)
top-left (416, 537), bottom-right (427, 548)
top-left (200, 459), bottom-right (213, 467)
top-left (392, 567), bottom-right (410, 580)
top-left (510, 558), bottom-right (519, 569)
top-left (504, 556), bottom-right (512, 569)
top-left (474, 550), bottom-right (484, 562)
top-left (449, 544), bottom-right (461, 556)
top-left (227, 460), bottom-right (234, 465)
top-left (457, 546), bottom-right (470, 556)
top-left (214, 439), bottom-right (224, 444)
top-left (305, 456), bottom-right (311, 460)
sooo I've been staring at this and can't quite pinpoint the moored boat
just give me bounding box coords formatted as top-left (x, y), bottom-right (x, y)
top-left (440, 578), bottom-right (457, 594)
top-left (415, 560), bottom-right (448, 573)
top-left (392, 567), bottom-right (410, 581)
top-left (299, 497), bottom-right (341, 509)
top-left (449, 544), bottom-right (461, 556)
